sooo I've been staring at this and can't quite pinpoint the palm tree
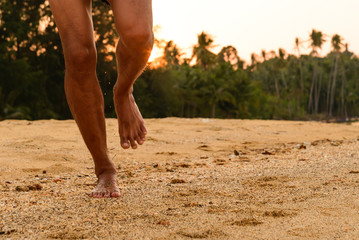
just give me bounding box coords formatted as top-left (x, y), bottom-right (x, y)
top-left (308, 29), bottom-right (325, 114)
top-left (201, 63), bottom-right (236, 118)
top-left (294, 37), bottom-right (304, 94)
top-left (309, 29), bottom-right (325, 56)
top-left (163, 40), bottom-right (181, 67)
top-left (192, 32), bottom-right (216, 69)
top-left (278, 48), bottom-right (286, 60)
top-left (328, 34), bottom-right (343, 117)
top-left (218, 45), bottom-right (243, 69)
top-left (261, 50), bottom-right (267, 62)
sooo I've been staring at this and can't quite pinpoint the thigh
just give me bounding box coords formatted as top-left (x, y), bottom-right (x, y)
top-left (109, 0), bottom-right (153, 37)
top-left (49, 0), bottom-right (95, 57)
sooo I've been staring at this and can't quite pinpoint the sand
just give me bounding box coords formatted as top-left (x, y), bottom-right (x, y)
top-left (1, 118), bottom-right (359, 239)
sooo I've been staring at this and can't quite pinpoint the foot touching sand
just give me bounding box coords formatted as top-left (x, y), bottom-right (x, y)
top-left (88, 172), bottom-right (120, 198)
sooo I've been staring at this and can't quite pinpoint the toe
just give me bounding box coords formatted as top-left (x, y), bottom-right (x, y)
top-left (136, 136), bottom-right (144, 145)
top-left (129, 138), bottom-right (137, 149)
top-left (120, 136), bottom-right (130, 149)
top-left (111, 191), bottom-right (121, 198)
top-left (122, 143), bottom-right (130, 149)
top-left (141, 125), bottom-right (147, 135)
top-left (139, 130), bottom-right (146, 141)
top-left (104, 191), bottom-right (111, 198)
top-left (94, 192), bottom-right (104, 198)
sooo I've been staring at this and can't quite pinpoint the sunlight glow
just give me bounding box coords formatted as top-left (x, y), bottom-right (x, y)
top-left (148, 46), bottom-right (162, 63)
top-left (152, 0), bottom-right (359, 63)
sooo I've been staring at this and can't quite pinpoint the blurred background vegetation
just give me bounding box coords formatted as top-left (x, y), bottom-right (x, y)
top-left (1, 0), bottom-right (359, 121)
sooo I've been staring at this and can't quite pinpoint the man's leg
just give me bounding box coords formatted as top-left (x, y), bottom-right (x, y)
top-left (108, 0), bottom-right (154, 149)
top-left (49, 0), bottom-right (120, 198)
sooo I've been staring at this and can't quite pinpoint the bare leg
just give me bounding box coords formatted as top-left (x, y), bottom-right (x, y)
top-left (49, 0), bottom-right (119, 198)
top-left (108, 0), bottom-right (154, 149)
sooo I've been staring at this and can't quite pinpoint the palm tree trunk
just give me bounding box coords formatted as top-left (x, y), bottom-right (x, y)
top-left (326, 59), bottom-right (335, 116)
top-left (314, 72), bottom-right (322, 114)
top-left (329, 54), bottom-right (339, 117)
top-left (274, 78), bottom-right (280, 98)
top-left (186, 103), bottom-right (190, 118)
top-left (211, 102), bottom-right (216, 118)
top-left (281, 71), bottom-right (288, 89)
top-left (340, 67), bottom-right (346, 119)
top-left (308, 65), bottom-right (316, 113)
top-left (299, 58), bottom-right (304, 94)
top-left (180, 101), bottom-right (184, 117)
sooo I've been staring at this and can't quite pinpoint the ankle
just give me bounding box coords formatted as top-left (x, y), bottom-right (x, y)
top-left (95, 166), bottom-right (117, 177)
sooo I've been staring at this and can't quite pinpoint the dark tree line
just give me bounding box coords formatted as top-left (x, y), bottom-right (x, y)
top-left (1, 0), bottom-right (359, 121)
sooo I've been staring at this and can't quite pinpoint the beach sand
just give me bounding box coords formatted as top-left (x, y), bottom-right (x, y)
top-left (1, 118), bottom-right (359, 239)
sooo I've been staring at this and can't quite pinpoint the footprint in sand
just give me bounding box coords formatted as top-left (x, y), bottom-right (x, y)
top-left (46, 164), bottom-right (76, 174)
top-left (231, 218), bottom-right (263, 226)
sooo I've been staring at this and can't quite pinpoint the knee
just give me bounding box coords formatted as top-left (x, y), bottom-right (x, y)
top-left (120, 27), bottom-right (154, 55)
top-left (66, 44), bottom-right (97, 72)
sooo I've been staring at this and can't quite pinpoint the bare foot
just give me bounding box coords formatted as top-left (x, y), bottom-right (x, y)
top-left (88, 172), bottom-right (120, 198)
top-left (113, 90), bottom-right (147, 149)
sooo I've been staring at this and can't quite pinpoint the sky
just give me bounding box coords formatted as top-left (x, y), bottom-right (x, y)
top-left (151, 0), bottom-right (359, 63)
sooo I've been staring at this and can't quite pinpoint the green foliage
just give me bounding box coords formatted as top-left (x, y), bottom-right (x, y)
top-left (0, 0), bottom-right (359, 121)
top-left (192, 32), bottom-right (217, 69)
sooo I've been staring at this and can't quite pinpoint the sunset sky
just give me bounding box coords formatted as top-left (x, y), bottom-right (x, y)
top-left (152, 0), bottom-right (359, 63)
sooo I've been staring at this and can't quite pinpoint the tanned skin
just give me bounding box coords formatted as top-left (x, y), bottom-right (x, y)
top-left (49, 0), bottom-right (154, 198)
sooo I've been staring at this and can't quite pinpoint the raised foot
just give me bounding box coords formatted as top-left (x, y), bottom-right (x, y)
top-left (88, 172), bottom-right (120, 198)
top-left (114, 91), bottom-right (147, 149)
